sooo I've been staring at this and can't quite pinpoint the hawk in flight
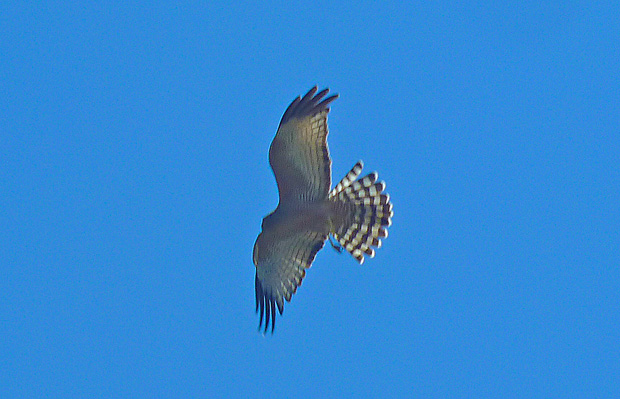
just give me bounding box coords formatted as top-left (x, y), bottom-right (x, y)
top-left (253, 86), bottom-right (393, 333)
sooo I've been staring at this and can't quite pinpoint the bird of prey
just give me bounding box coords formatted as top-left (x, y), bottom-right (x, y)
top-left (253, 86), bottom-right (393, 333)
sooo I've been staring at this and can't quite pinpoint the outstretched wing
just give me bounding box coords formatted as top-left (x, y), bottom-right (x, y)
top-left (253, 229), bottom-right (326, 333)
top-left (269, 86), bottom-right (339, 203)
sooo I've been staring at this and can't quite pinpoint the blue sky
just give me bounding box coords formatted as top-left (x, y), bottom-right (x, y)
top-left (1, 1), bottom-right (619, 397)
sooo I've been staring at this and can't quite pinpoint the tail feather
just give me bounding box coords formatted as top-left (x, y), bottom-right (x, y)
top-left (329, 162), bottom-right (393, 264)
top-left (329, 160), bottom-right (364, 197)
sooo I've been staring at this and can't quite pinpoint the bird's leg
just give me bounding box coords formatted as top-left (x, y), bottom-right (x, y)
top-left (328, 235), bottom-right (344, 253)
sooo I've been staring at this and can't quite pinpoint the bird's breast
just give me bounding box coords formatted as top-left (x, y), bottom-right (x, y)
top-left (267, 201), bottom-right (331, 235)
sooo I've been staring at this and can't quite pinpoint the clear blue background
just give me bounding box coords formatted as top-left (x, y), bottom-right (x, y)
top-left (2, 2), bottom-right (619, 397)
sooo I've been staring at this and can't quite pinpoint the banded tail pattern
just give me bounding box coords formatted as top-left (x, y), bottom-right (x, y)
top-left (328, 161), bottom-right (393, 264)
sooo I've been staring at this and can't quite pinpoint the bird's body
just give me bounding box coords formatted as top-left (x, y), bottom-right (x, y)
top-left (253, 86), bottom-right (393, 333)
top-left (261, 201), bottom-right (331, 236)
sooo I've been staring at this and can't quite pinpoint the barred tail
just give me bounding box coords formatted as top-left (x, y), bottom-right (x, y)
top-left (328, 161), bottom-right (393, 264)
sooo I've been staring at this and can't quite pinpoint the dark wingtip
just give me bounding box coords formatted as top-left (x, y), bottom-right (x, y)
top-left (279, 86), bottom-right (338, 125)
top-left (255, 274), bottom-right (260, 313)
top-left (264, 301), bottom-right (270, 334)
top-left (255, 275), bottom-right (282, 334)
top-left (302, 86), bottom-right (319, 102)
top-left (314, 87), bottom-right (330, 100)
